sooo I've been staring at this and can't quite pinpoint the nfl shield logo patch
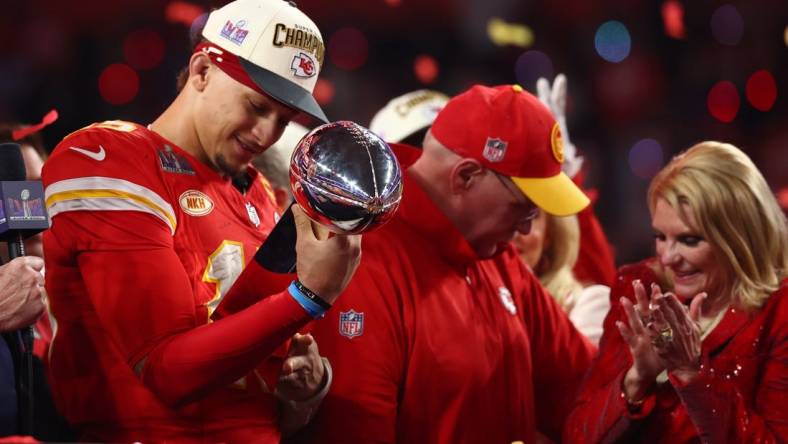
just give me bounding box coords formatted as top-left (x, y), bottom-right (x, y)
top-left (482, 137), bottom-right (508, 162)
top-left (245, 202), bottom-right (260, 227)
top-left (339, 310), bottom-right (364, 339)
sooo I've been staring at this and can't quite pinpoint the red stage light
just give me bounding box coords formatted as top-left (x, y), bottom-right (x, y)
top-left (314, 79), bottom-right (335, 106)
top-left (414, 55), bottom-right (439, 84)
top-left (745, 70), bottom-right (777, 112)
top-left (124, 29), bottom-right (165, 70)
top-left (166, 1), bottom-right (205, 26)
top-left (328, 28), bottom-right (369, 71)
top-left (661, 0), bottom-right (686, 39)
top-left (707, 81), bottom-right (739, 123)
top-left (778, 187), bottom-right (788, 210)
top-left (98, 64), bottom-right (139, 105)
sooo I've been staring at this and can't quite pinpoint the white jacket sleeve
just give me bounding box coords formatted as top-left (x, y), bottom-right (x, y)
top-left (567, 285), bottom-right (611, 346)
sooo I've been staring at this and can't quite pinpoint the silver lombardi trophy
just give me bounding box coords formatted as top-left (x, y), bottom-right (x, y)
top-left (255, 121), bottom-right (403, 273)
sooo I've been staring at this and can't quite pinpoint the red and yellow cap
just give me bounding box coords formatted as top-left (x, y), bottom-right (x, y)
top-left (430, 84), bottom-right (589, 216)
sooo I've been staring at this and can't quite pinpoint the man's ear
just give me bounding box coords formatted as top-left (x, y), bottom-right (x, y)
top-left (448, 159), bottom-right (485, 195)
top-left (187, 52), bottom-right (212, 92)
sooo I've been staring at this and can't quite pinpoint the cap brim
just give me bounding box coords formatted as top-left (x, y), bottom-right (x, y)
top-left (239, 58), bottom-right (328, 124)
top-left (511, 172), bottom-right (590, 216)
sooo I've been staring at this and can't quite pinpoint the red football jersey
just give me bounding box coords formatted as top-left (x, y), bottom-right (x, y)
top-left (42, 121), bottom-right (293, 442)
top-left (293, 167), bottom-right (597, 444)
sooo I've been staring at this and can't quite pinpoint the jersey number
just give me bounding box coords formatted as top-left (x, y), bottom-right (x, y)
top-left (202, 241), bottom-right (245, 315)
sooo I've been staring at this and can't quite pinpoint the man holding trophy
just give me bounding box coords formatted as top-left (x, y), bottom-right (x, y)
top-left (37, 0), bottom-right (400, 441)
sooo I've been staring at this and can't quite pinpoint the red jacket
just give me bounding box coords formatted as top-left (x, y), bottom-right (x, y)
top-left (564, 260), bottom-right (788, 443)
top-left (573, 202), bottom-right (616, 287)
top-left (293, 152), bottom-right (595, 444)
top-left (570, 168), bottom-right (616, 288)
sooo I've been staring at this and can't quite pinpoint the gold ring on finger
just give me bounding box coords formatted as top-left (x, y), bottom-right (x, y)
top-left (651, 325), bottom-right (674, 347)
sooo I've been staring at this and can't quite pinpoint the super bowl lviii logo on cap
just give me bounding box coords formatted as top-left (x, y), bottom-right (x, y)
top-left (221, 19), bottom-right (250, 45)
top-left (483, 137), bottom-right (508, 163)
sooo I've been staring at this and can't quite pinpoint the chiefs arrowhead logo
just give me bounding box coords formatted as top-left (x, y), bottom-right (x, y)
top-left (290, 52), bottom-right (317, 78)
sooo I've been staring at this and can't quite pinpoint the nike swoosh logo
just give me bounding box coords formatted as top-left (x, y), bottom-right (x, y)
top-left (69, 145), bottom-right (106, 161)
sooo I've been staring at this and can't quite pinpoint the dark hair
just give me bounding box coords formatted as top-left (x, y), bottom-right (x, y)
top-left (175, 13), bottom-right (210, 92)
top-left (0, 122), bottom-right (48, 160)
top-left (399, 127), bottom-right (429, 148)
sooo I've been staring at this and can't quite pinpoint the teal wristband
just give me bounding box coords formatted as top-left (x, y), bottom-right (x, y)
top-left (288, 281), bottom-right (327, 319)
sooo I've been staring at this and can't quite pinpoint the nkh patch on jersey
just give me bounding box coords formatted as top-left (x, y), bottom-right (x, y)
top-left (339, 309), bottom-right (364, 339)
top-left (179, 190), bottom-right (214, 217)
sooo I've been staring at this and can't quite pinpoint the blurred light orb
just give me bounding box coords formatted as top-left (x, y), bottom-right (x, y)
top-left (487, 18), bottom-right (534, 48)
top-left (661, 0), bottom-right (686, 40)
top-left (784, 26), bottom-right (788, 47)
top-left (124, 29), bottom-right (165, 70)
top-left (745, 70), bottom-right (777, 112)
top-left (628, 138), bottom-right (664, 179)
top-left (384, 0), bottom-right (401, 6)
top-left (514, 50), bottom-right (554, 90)
top-left (778, 187), bottom-right (788, 210)
top-left (166, 1), bottom-right (205, 26)
top-left (707, 81), bottom-right (740, 123)
top-left (328, 27), bottom-right (369, 70)
top-left (414, 55), bottom-right (439, 84)
top-left (314, 79), bottom-right (336, 106)
top-left (98, 64), bottom-right (139, 105)
top-left (710, 5), bottom-right (743, 46)
top-left (594, 21), bottom-right (631, 63)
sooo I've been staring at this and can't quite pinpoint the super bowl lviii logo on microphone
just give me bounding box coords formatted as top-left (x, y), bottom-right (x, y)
top-left (7, 187), bottom-right (46, 222)
top-left (0, 180), bottom-right (49, 241)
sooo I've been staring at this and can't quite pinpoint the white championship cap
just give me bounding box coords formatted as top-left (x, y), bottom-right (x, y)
top-left (369, 89), bottom-right (450, 143)
top-left (202, 0), bottom-right (327, 122)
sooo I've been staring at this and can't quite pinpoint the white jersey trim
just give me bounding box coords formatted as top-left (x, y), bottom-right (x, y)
top-left (45, 176), bottom-right (177, 234)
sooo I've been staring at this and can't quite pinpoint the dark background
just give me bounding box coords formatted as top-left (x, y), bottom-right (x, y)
top-left (1, 0), bottom-right (786, 264)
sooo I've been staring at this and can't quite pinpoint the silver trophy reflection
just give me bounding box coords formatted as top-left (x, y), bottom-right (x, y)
top-left (255, 121), bottom-right (403, 273)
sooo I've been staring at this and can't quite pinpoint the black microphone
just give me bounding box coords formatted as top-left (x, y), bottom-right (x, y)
top-left (0, 142), bottom-right (49, 435)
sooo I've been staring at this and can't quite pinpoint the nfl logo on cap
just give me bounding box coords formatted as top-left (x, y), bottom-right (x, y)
top-left (483, 137), bottom-right (508, 162)
top-left (339, 309), bottom-right (364, 339)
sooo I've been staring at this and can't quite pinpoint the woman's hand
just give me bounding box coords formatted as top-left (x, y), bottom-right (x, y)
top-left (617, 281), bottom-right (667, 402)
top-left (649, 292), bottom-right (705, 384)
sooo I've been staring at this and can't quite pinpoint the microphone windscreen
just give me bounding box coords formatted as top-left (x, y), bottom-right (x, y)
top-left (0, 143), bottom-right (26, 181)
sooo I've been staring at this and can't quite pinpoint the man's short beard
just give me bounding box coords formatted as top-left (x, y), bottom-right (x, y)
top-left (214, 152), bottom-right (246, 182)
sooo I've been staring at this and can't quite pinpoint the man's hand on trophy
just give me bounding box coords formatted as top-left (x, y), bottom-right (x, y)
top-left (293, 204), bottom-right (362, 305)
